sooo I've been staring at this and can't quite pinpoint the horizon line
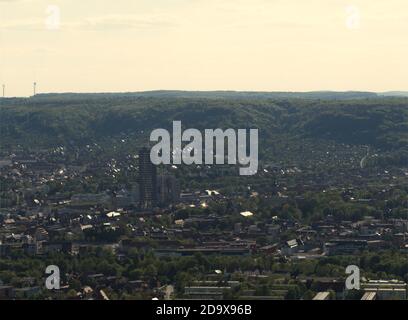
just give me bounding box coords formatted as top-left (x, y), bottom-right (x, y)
top-left (2, 89), bottom-right (408, 99)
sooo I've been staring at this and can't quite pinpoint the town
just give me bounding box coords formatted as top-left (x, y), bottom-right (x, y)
top-left (0, 128), bottom-right (407, 300)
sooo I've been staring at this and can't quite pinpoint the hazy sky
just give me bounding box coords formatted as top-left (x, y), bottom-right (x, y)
top-left (0, 0), bottom-right (407, 96)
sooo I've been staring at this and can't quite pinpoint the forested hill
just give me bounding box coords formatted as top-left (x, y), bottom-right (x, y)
top-left (26, 90), bottom-right (379, 101)
top-left (0, 95), bottom-right (407, 160)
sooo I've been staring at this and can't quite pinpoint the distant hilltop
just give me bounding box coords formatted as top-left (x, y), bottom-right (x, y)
top-left (19, 90), bottom-right (402, 101)
top-left (2, 90), bottom-right (408, 102)
top-left (378, 91), bottom-right (408, 97)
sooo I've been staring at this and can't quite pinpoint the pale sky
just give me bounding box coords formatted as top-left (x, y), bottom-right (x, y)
top-left (0, 0), bottom-right (407, 97)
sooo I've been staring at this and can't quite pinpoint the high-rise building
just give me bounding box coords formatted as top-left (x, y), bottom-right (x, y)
top-left (138, 147), bottom-right (157, 209)
top-left (131, 183), bottom-right (140, 206)
top-left (157, 174), bottom-right (181, 206)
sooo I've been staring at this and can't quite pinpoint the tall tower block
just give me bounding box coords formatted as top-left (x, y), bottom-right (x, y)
top-left (138, 147), bottom-right (157, 209)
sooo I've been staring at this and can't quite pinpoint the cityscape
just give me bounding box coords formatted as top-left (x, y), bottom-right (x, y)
top-left (0, 93), bottom-right (407, 301)
top-left (0, 0), bottom-right (407, 309)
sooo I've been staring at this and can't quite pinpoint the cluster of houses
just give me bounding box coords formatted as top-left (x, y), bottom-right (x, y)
top-left (1, 148), bottom-right (408, 300)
